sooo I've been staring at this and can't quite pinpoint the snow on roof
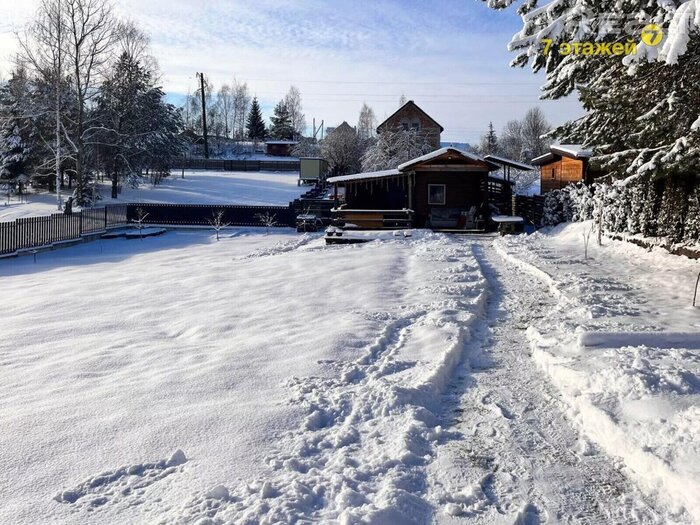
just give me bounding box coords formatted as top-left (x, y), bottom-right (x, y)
top-left (551, 144), bottom-right (593, 159)
top-left (483, 154), bottom-right (536, 171)
top-left (531, 152), bottom-right (554, 165)
top-left (327, 169), bottom-right (402, 184)
top-left (265, 140), bottom-right (299, 145)
top-left (398, 147), bottom-right (498, 171)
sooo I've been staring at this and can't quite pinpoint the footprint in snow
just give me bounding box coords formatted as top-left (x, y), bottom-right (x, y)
top-left (55, 449), bottom-right (187, 508)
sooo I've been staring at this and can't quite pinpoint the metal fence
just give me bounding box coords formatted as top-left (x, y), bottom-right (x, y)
top-left (0, 202), bottom-right (297, 258)
top-left (171, 158), bottom-right (300, 172)
top-left (0, 204), bottom-right (128, 257)
top-left (125, 203), bottom-right (297, 228)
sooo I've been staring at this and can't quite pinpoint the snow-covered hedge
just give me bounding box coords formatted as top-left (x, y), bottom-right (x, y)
top-left (543, 176), bottom-right (700, 247)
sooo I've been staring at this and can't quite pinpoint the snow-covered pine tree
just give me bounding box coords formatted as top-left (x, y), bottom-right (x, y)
top-left (482, 0), bottom-right (700, 241)
top-left (269, 100), bottom-right (293, 140)
top-left (626, 178), bottom-right (647, 235)
top-left (246, 97), bottom-right (266, 141)
top-left (0, 70), bottom-right (31, 184)
top-left (95, 51), bottom-right (183, 197)
top-left (639, 178), bottom-right (660, 238)
top-left (543, 189), bottom-right (564, 225)
top-left (684, 187), bottom-right (700, 245)
top-left (656, 176), bottom-right (688, 243)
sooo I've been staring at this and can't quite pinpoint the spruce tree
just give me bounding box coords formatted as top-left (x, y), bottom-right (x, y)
top-left (269, 100), bottom-right (293, 140)
top-left (479, 122), bottom-right (499, 155)
top-left (0, 70), bottom-right (31, 183)
top-left (246, 97), bottom-right (266, 141)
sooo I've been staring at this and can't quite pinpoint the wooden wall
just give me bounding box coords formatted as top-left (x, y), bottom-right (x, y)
top-left (412, 171), bottom-right (486, 227)
top-left (539, 157), bottom-right (587, 193)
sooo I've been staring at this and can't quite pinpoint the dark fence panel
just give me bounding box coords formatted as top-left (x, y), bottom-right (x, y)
top-left (513, 194), bottom-right (546, 226)
top-left (125, 203), bottom-right (296, 228)
top-left (0, 205), bottom-right (128, 257)
top-left (483, 177), bottom-right (514, 215)
top-left (171, 158), bottom-right (300, 172)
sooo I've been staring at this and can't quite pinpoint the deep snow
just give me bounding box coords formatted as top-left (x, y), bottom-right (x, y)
top-left (0, 169), bottom-right (304, 222)
top-left (1, 223), bottom-right (698, 524)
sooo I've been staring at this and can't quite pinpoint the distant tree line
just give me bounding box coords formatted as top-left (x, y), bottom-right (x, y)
top-left (181, 82), bottom-right (307, 149)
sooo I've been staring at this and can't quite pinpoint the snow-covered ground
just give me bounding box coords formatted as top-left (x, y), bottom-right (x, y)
top-left (2, 224), bottom-right (698, 524)
top-left (0, 169), bottom-right (304, 222)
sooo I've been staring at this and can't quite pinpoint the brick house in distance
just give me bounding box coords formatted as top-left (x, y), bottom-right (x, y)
top-left (532, 144), bottom-right (597, 193)
top-left (376, 100), bottom-right (443, 149)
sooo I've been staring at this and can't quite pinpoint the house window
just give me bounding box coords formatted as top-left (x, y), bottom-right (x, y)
top-left (428, 184), bottom-right (446, 205)
top-left (551, 168), bottom-right (556, 179)
top-left (411, 120), bottom-right (420, 131)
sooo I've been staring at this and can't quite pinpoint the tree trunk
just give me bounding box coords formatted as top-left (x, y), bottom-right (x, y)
top-left (55, 87), bottom-right (62, 210)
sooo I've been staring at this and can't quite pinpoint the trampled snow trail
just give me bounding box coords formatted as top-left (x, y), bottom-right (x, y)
top-left (159, 234), bottom-right (489, 524)
top-left (428, 239), bottom-right (661, 524)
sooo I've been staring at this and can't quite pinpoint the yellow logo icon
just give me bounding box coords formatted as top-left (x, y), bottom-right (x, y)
top-left (640, 24), bottom-right (663, 46)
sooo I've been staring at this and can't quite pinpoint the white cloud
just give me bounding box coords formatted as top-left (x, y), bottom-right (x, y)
top-left (0, 0), bottom-right (583, 143)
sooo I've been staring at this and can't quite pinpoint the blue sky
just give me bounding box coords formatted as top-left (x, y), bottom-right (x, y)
top-left (0, 0), bottom-right (583, 144)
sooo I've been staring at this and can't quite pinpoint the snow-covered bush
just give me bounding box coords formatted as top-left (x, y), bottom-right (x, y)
top-left (542, 190), bottom-right (565, 226)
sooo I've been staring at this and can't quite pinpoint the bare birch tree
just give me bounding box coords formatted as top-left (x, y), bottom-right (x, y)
top-left (231, 79), bottom-right (250, 140)
top-left (357, 102), bottom-right (377, 140)
top-left (17, 0), bottom-right (67, 210)
top-left (62, 0), bottom-right (116, 204)
top-left (217, 83), bottom-right (233, 138)
top-left (284, 86), bottom-right (305, 140)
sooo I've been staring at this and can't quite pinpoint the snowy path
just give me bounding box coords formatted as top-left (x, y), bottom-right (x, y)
top-left (428, 239), bottom-right (661, 523)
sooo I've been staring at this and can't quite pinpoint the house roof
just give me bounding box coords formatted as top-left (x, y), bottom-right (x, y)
top-left (327, 169), bottom-right (401, 184)
top-left (327, 147), bottom-right (499, 184)
top-left (265, 140), bottom-right (299, 145)
top-left (398, 147), bottom-right (500, 171)
top-left (376, 100), bottom-right (445, 133)
top-left (331, 121), bottom-right (356, 134)
top-left (531, 144), bottom-right (593, 165)
top-left (483, 154), bottom-right (536, 171)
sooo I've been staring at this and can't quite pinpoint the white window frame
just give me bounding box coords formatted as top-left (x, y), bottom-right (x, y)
top-left (428, 184), bottom-right (446, 205)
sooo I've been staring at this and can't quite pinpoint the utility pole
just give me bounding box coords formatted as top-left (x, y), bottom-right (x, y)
top-left (197, 72), bottom-right (209, 159)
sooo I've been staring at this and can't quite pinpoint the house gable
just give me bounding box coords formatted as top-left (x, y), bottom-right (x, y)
top-left (377, 100), bottom-right (444, 134)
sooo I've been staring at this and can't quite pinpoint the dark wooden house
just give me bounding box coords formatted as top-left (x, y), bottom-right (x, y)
top-left (327, 148), bottom-right (512, 230)
top-left (265, 140), bottom-right (299, 157)
top-left (532, 145), bottom-right (595, 193)
top-left (376, 100), bottom-right (443, 149)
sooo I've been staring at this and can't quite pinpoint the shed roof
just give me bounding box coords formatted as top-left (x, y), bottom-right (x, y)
top-left (328, 169), bottom-right (401, 184)
top-left (532, 144), bottom-right (593, 165)
top-left (266, 140), bottom-right (299, 145)
top-left (483, 154), bottom-right (536, 171)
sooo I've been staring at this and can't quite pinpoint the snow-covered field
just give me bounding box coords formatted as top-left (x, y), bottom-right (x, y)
top-left (0, 170), bottom-right (304, 222)
top-left (2, 224), bottom-right (698, 524)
